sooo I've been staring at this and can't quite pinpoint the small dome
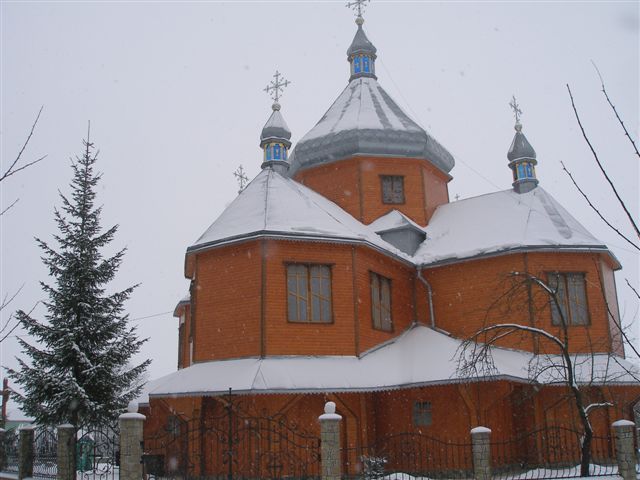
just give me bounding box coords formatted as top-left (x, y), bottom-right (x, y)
top-left (260, 108), bottom-right (291, 146)
top-left (507, 127), bottom-right (536, 162)
top-left (347, 23), bottom-right (377, 58)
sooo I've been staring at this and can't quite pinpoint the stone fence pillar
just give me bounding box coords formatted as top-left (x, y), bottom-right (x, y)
top-left (56, 424), bottom-right (75, 480)
top-left (18, 426), bottom-right (34, 480)
top-left (470, 426), bottom-right (491, 480)
top-left (318, 401), bottom-right (342, 480)
top-left (611, 419), bottom-right (636, 480)
top-left (119, 402), bottom-right (146, 480)
top-left (0, 428), bottom-right (6, 472)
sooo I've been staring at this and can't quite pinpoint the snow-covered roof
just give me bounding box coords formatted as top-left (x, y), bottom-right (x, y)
top-left (289, 77), bottom-right (455, 176)
top-left (188, 168), bottom-right (410, 262)
top-left (369, 210), bottom-right (424, 234)
top-left (415, 187), bottom-right (616, 267)
top-left (261, 107), bottom-right (291, 145)
top-left (139, 325), bottom-right (639, 402)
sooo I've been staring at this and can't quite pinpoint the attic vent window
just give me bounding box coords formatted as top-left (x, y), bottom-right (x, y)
top-left (381, 175), bottom-right (405, 204)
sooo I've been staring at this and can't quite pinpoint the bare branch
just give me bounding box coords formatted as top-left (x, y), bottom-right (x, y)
top-left (625, 278), bottom-right (639, 300)
top-left (566, 84), bottom-right (640, 239)
top-left (0, 198), bottom-right (20, 217)
top-left (561, 161), bottom-right (639, 251)
top-left (591, 61), bottom-right (640, 159)
top-left (0, 106), bottom-right (46, 183)
top-left (585, 402), bottom-right (613, 414)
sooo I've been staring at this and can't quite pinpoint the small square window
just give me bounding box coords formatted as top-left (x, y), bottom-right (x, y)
top-left (381, 176), bottom-right (405, 204)
top-left (413, 401), bottom-right (432, 426)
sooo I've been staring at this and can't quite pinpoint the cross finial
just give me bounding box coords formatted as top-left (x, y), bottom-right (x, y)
top-left (233, 165), bottom-right (249, 193)
top-left (264, 70), bottom-right (291, 108)
top-left (346, 0), bottom-right (370, 22)
top-left (509, 95), bottom-right (523, 129)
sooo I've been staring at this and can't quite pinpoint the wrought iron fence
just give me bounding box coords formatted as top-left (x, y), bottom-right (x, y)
top-left (341, 433), bottom-right (474, 479)
top-left (491, 427), bottom-right (619, 479)
top-left (2, 429), bottom-right (19, 473)
top-left (33, 427), bottom-right (57, 479)
top-left (143, 391), bottom-right (321, 480)
top-left (76, 423), bottom-right (120, 480)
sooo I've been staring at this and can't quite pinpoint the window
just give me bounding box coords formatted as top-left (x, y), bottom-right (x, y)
top-left (287, 264), bottom-right (332, 323)
top-left (381, 175), bottom-right (405, 204)
top-left (413, 401), bottom-right (432, 426)
top-left (548, 272), bottom-right (589, 326)
top-left (371, 272), bottom-right (392, 331)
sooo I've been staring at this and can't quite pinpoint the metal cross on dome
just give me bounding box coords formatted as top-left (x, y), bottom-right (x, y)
top-left (346, 0), bottom-right (370, 19)
top-left (233, 165), bottom-right (249, 193)
top-left (509, 95), bottom-right (523, 125)
top-left (264, 71), bottom-right (291, 104)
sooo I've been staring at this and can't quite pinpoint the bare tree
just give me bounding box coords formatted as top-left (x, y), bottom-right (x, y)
top-left (0, 107), bottom-right (47, 343)
top-left (457, 272), bottom-right (637, 477)
top-left (1, 106), bottom-right (47, 215)
top-left (563, 77), bottom-right (639, 360)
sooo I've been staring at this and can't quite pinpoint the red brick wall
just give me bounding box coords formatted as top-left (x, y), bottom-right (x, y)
top-left (192, 242), bottom-right (262, 361)
top-left (295, 156), bottom-right (450, 227)
top-left (423, 251), bottom-right (618, 354)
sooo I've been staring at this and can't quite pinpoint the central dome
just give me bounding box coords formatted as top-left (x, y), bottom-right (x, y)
top-left (289, 19), bottom-right (455, 177)
top-left (289, 77), bottom-right (455, 175)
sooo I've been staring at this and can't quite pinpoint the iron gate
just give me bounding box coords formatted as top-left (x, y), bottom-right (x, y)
top-left (143, 391), bottom-right (321, 479)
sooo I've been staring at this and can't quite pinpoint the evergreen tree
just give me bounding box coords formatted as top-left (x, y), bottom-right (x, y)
top-left (8, 134), bottom-right (150, 427)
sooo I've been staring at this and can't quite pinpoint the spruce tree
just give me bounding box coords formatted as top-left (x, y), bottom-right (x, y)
top-left (8, 134), bottom-right (150, 427)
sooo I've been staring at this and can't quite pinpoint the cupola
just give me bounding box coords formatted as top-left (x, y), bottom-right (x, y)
top-left (348, 16), bottom-right (377, 81)
top-left (507, 97), bottom-right (538, 194)
top-left (260, 71), bottom-right (292, 175)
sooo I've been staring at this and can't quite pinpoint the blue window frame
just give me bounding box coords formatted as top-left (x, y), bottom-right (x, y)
top-left (354, 56), bottom-right (361, 73)
top-left (266, 145), bottom-right (272, 160)
top-left (274, 144), bottom-right (281, 160)
top-left (363, 56), bottom-right (370, 73)
top-left (526, 163), bottom-right (533, 178)
top-left (517, 164), bottom-right (525, 179)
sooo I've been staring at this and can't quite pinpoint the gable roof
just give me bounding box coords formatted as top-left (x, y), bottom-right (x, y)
top-left (188, 168), bottom-right (410, 261)
top-left (188, 170), bottom-right (614, 271)
top-left (415, 187), bottom-right (616, 267)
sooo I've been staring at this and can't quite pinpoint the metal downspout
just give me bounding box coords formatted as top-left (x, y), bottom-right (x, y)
top-left (417, 267), bottom-right (435, 329)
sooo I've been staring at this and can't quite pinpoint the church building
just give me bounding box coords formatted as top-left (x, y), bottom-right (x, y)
top-left (141, 5), bottom-right (639, 475)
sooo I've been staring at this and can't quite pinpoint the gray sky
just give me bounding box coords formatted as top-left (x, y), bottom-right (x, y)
top-left (1, 1), bottom-right (638, 388)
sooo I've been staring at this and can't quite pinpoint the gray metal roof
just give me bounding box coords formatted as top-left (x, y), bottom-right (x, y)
top-left (507, 126), bottom-right (536, 162)
top-left (347, 22), bottom-right (377, 57)
top-left (260, 107), bottom-right (291, 146)
top-left (289, 77), bottom-right (455, 175)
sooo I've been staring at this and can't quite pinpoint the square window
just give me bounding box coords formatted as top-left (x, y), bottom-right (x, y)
top-left (413, 401), bottom-right (432, 426)
top-left (381, 176), bottom-right (405, 204)
top-left (548, 272), bottom-right (589, 326)
top-left (287, 264), bottom-right (332, 323)
top-left (371, 272), bottom-right (392, 331)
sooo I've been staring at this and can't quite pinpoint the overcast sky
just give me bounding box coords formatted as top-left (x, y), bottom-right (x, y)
top-left (1, 1), bottom-right (638, 397)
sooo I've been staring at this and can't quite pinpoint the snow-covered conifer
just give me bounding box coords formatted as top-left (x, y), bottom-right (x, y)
top-left (8, 135), bottom-right (150, 427)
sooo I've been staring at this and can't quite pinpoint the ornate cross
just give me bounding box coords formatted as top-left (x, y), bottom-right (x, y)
top-left (233, 165), bottom-right (249, 192)
top-left (346, 0), bottom-right (370, 18)
top-left (264, 71), bottom-right (290, 104)
top-left (509, 95), bottom-right (523, 125)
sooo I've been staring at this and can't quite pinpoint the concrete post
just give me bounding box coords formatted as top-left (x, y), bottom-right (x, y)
top-left (611, 420), bottom-right (636, 480)
top-left (56, 424), bottom-right (75, 480)
top-left (470, 426), bottom-right (491, 480)
top-left (18, 426), bottom-right (34, 480)
top-left (119, 402), bottom-right (146, 480)
top-left (318, 401), bottom-right (342, 480)
top-left (0, 428), bottom-right (6, 472)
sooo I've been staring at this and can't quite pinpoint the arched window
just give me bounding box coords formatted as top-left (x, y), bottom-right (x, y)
top-left (363, 56), bottom-right (370, 73)
top-left (353, 56), bottom-right (361, 74)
